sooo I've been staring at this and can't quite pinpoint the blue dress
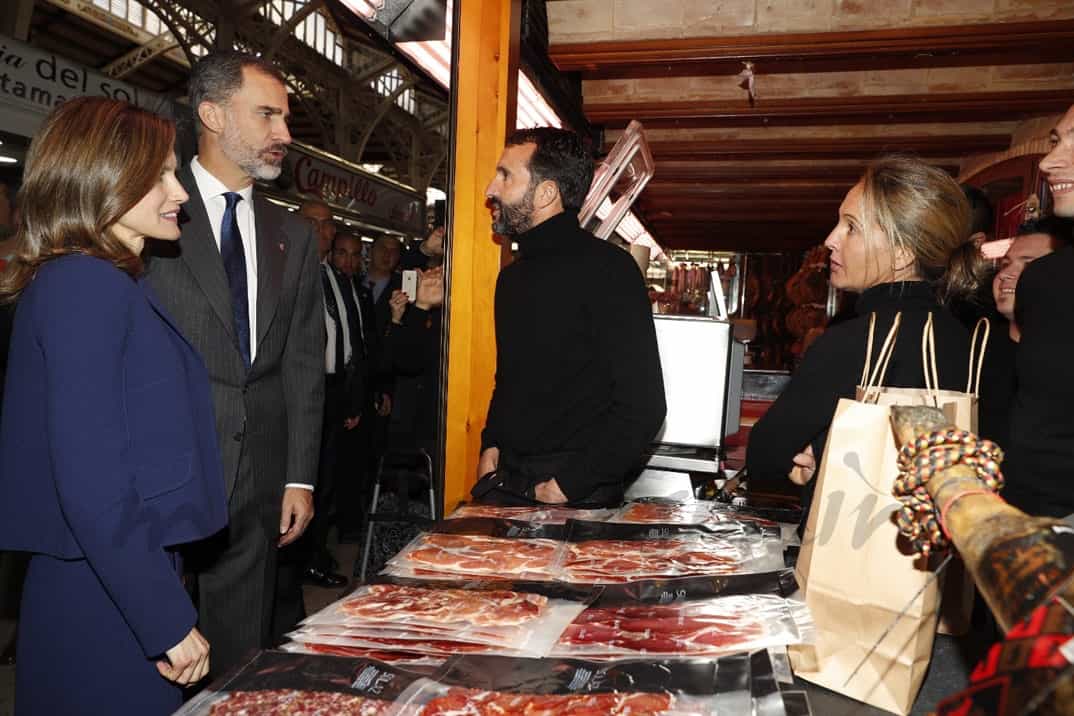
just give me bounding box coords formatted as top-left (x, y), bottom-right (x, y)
top-left (0, 255), bottom-right (228, 714)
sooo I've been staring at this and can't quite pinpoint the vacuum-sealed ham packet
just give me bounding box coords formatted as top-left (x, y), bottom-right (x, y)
top-left (292, 579), bottom-right (595, 658)
top-left (173, 650), bottom-right (437, 715)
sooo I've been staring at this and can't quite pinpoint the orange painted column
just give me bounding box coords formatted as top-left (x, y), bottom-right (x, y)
top-left (442, 0), bottom-right (521, 514)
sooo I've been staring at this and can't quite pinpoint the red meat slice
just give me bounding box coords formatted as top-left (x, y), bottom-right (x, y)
top-left (418, 688), bottom-right (699, 716)
top-left (562, 538), bottom-right (742, 582)
top-left (299, 643), bottom-right (444, 666)
top-left (556, 600), bottom-right (767, 656)
top-left (209, 689), bottom-right (390, 715)
top-left (340, 584), bottom-right (547, 626)
top-left (400, 534), bottom-right (560, 577)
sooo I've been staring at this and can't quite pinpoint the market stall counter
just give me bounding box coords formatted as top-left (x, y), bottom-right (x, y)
top-left (173, 498), bottom-right (818, 715)
top-left (172, 495), bottom-right (993, 715)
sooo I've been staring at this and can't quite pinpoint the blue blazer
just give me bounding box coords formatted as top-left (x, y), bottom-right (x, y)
top-left (0, 254), bottom-right (228, 657)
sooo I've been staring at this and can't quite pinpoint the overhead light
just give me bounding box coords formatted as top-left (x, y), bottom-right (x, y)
top-left (0, 156), bottom-right (19, 164)
top-left (341, 0), bottom-right (384, 21)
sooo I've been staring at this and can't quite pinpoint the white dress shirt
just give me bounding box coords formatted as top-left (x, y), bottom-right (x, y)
top-left (191, 158), bottom-right (313, 492)
top-left (323, 261), bottom-right (368, 373)
top-left (322, 260), bottom-right (351, 373)
top-left (190, 157), bottom-right (259, 363)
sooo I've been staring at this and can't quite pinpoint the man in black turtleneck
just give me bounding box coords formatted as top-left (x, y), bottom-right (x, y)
top-left (1004, 104), bottom-right (1074, 519)
top-left (477, 127), bottom-right (666, 507)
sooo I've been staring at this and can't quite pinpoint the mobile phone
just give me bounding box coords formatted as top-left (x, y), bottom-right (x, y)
top-left (401, 269), bottom-right (418, 303)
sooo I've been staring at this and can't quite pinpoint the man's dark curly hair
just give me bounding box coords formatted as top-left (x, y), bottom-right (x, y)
top-left (505, 127), bottom-right (594, 211)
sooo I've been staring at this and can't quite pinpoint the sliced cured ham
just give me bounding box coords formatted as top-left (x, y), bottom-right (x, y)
top-left (290, 642), bottom-right (445, 667)
top-left (613, 502), bottom-right (715, 525)
top-left (448, 505), bottom-right (611, 524)
top-left (392, 533), bottom-right (561, 578)
top-left (208, 689), bottom-right (390, 715)
top-left (418, 688), bottom-right (704, 716)
top-left (553, 595), bottom-right (810, 658)
top-left (339, 584), bottom-right (547, 627)
top-left (614, 502), bottom-right (778, 529)
top-left (562, 537), bottom-right (747, 583)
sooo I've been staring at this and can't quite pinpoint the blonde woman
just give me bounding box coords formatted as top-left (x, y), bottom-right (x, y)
top-left (747, 156), bottom-right (981, 523)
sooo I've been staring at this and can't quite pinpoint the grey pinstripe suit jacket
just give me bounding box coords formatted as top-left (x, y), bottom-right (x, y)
top-left (145, 164), bottom-right (325, 503)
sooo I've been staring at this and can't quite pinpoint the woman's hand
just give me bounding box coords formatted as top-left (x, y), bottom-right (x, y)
top-left (415, 267), bottom-right (445, 310)
top-left (788, 445), bottom-right (816, 485)
top-left (157, 627), bottom-right (210, 685)
top-left (388, 289), bottom-right (408, 325)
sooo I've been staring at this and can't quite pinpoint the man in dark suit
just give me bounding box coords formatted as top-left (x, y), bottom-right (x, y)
top-left (145, 52), bottom-right (324, 676)
top-left (304, 229), bottom-right (372, 585)
top-left (362, 234), bottom-right (403, 342)
top-left (330, 233), bottom-right (379, 539)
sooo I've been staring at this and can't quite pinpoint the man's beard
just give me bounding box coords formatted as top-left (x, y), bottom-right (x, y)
top-left (220, 122), bottom-right (287, 181)
top-left (490, 187), bottom-right (536, 236)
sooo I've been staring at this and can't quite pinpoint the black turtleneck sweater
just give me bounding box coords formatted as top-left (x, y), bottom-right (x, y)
top-left (747, 282), bottom-right (970, 508)
top-left (1005, 245), bottom-right (1074, 517)
top-left (481, 211), bottom-right (666, 503)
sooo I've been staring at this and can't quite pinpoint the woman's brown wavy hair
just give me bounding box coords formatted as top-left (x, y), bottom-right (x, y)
top-left (0, 96), bottom-right (176, 302)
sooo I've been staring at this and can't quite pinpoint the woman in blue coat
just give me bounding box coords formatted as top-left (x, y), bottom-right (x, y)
top-left (0, 97), bottom-right (228, 714)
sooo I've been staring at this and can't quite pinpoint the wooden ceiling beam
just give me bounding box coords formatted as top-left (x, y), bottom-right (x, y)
top-left (552, 20), bottom-right (1074, 79)
top-left (651, 230), bottom-right (829, 245)
top-left (587, 91), bottom-right (1072, 129)
top-left (655, 231), bottom-right (826, 251)
top-left (628, 135), bottom-right (1010, 161)
top-left (643, 209), bottom-right (836, 222)
top-left (642, 182), bottom-right (848, 199)
top-left (650, 163), bottom-right (958, 183)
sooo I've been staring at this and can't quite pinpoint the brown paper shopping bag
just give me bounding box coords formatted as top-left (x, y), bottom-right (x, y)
top-left (860, 314), bottom-right (990, 636)
top-left (791, 313), bottom-right (941, 715)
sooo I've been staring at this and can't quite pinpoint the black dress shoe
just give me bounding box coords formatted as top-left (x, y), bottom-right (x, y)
top-left (303, 567), bottom-right (348, 588)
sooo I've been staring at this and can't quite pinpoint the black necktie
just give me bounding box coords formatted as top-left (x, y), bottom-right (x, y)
top-left (221, 192), bottom-right (251, 368)
top-left (337, 273), bottom-right (365, 359)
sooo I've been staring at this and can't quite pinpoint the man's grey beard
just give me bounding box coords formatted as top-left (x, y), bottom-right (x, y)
top-left (491, 188), bottom-right (536, 236)
top-left (220, 122), bottom-right (286, 182)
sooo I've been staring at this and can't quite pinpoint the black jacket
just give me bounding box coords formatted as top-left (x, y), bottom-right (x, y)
top-left (1005, 245), bottom-right (1074, 517)
top-left (382, 305), bottom-right (442, 449)
top-left (747, 282), bottom-right (970, 511)
top-left (322, 265), bottom-right (377, 418)
top-left (481, 211), bottom-right (666, 504)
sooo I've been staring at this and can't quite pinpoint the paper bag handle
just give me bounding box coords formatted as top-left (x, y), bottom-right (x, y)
top-left (967, 317), bottom-right (990, 396)
top-left (861, 311), bottom-right (901, 402)
top-left (921, 313), bottom-right (991, 401)
top-left (922, 312), bottom-right (939, 405)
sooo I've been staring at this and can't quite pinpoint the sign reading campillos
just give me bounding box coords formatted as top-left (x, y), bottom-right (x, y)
top-left (272, 142), bottom-right (425, 237)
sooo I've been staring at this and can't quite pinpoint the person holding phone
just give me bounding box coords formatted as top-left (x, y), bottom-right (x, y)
top-left (0, 97), bottom-right (228, 714)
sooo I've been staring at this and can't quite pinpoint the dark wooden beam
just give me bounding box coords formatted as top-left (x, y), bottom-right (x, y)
top-left (643, 182), bottom-right (848, 199)
top-left (587, 91), bottom-right (1072, 129)
top-left (644, 207), bottom-right (836, 222)
top-left (656, 232), bottom-right (826, 251)
top-left (628, 135), bottom-right (1010, 161)
top-left (552, 20), bottom-right (1074, 79)
top-left (650, 162), bottom-right (958, 183)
